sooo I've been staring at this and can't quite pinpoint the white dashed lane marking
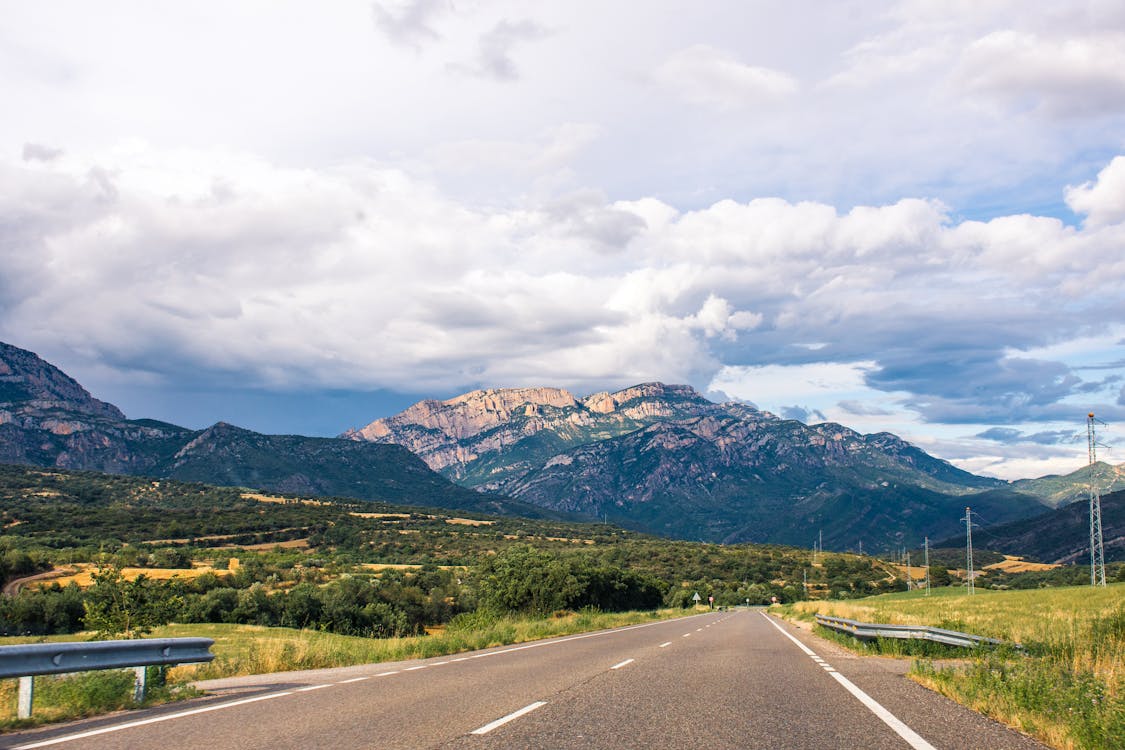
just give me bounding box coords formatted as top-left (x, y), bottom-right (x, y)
top-left (471, 702), bottom-right (548, 735)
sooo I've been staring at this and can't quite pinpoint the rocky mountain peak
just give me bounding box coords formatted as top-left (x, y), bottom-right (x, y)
top-left (581, 382), bottom-right (706, 414)
top-left (344, 386), bottom-right (579, 444)
top-left (0, 341), bottom-right (124, 420)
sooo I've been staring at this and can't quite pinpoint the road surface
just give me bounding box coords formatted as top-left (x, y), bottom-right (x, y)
top-left (4, 610), bottom-right (1047, 750)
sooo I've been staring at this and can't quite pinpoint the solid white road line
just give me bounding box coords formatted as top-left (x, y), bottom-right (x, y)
top-left (470, 701), bottom-right (548, 735)
top-left (295, 684), bottom-right (331, 692)
top-left (761, 614), bottom-right (937, 750)
top-left (339, 676), bottom-right (369, 684)
top-left (375, 670), bottom-right (399, 677)
top-left (11, 692), bottom-right (295, 749)
top-left (610, 658), bottom-right (635, 670)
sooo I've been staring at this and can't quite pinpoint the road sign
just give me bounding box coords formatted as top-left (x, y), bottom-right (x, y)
top-left (692, 592), bottom-right (701, 602)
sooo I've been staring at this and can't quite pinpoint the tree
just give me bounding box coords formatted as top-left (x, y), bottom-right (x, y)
top-left (475, 545), bottom-right (581, 616)
top-left (930, 565), bottom-right (952, 587)
top-left (83, 565), bottom-right (177, 638)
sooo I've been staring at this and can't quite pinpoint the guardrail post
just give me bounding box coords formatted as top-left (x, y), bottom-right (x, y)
top-left (133, 666), bottom-right (147, 703)
top-left (17, 675), bottom-right (34, 719)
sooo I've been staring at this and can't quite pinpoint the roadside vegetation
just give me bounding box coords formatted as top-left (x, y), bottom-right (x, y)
top-left (783, 585), bottom-right (1125, 750)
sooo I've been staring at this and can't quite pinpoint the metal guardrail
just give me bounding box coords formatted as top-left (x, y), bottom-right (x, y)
top-left (0, 637), bottom-right (214, 718)
top-left (815, 614), bottom-right (1011, 649)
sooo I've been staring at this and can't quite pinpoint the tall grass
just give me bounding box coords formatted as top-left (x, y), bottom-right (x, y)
top-left (784, 584), bottom-right (1125, 750)
top-left (165, 608), bottom-right (686, 681)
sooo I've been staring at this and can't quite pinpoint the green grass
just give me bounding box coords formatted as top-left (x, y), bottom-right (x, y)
top-left (782, 584), bottom-right (1125, 750)
top-left (0, 666), bottom-right (201, 731)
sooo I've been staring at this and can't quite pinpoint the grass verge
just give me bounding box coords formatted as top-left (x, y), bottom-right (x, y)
top-left (780, 584), bottom-right (1125, 750)
top-left (0, 666), bottom-right (201, 732)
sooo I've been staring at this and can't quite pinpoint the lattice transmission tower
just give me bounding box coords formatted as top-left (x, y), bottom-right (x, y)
top-left (1087, 413), bottom-right (1107, 588)
top-left (962, 507), bottom-right (976, 595)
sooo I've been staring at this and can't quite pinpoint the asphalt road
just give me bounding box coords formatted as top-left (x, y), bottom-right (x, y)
top-left (4, 610), bottom-right (1047, 750)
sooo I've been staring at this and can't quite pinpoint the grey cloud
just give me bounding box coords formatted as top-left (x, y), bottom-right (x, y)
top-left (902, 394), bottom-right (1125, 426)
top-left (1119, 384), bottom-right (1125, 406)
top-left (371, 0), bottom-right (446, 47)
top-left (866, 354), bottom-right (1082, 423)
top-left (22, 143), bottom-right (62, 162)
top-left (86, 167), bottom-right (118, 202)
top-left (975, 427), bottom-right (1074, 445)
top-left (976, 427), bottom-right (1023, 443)
top-left (544, 191), bottom-right (647, 251)
top-left (416, 289), bottom-right (623, 340)
top-left (1076, 374), bottom-right (1123, 393)
top-left (780, 405), bottom-right (827, 423)
top-left (455, 19), bottom-right (549, 82)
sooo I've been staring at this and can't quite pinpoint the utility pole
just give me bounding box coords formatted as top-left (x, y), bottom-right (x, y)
top-left (962, 507), bottom-right (975, 595)
top-left (905, 549), bottom-right (912, 590)
top-left (802, 568), bottom-right (808, 599)
top-left (1087, 413), bottom-right (1107, 587)
top-left (923, 536), bottom-right (931, 596)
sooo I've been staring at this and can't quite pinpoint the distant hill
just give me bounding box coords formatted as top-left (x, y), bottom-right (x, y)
top-left (346, 383), bottom-right (1048, 550)
top-left (0, 341), bottom-right (545, 517)
top-left (934, 489), bottom-right (1125, 564)
top-left (1010, 462), bottom-right (1125, 508)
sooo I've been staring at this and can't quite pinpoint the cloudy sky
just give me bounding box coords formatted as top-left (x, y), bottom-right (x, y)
top-left (3, 0), bottom-right (1124, 479)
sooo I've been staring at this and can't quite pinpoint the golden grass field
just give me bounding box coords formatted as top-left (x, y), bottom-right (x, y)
top-left (34, 564), bottom-right (223, 588)
top-left (983, 555), bottom-right (1060, 574)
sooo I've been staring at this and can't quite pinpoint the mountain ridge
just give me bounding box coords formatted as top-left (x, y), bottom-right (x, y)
top-left (0, 341), bottom-right (548, 517)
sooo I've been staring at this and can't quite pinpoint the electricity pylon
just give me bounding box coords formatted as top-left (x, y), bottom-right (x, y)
top-left (1087, 413), bottom-right (1107, 587)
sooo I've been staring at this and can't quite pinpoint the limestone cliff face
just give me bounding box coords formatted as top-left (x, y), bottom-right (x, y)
top-left (342, 387), bottom-right (591, 473)
top-left (343, 382), bottom-right (732, 483)
top-left (348, 387), bottom-right (578, 442)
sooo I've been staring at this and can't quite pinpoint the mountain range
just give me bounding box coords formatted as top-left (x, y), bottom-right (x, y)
top-left (344, 383), bottom-right (1072, 548)
top-left (2, 339), bottom-right (1111, 553)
